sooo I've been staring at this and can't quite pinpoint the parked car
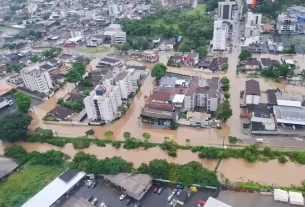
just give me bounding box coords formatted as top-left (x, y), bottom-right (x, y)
top-left (158, 187), bottom-right (164, 194)
top-left (170, 199), bottom-right (176, 206)
top-left (255, 138), bottom-right (264, 143)
top-left (172, 189), bottom-right (178, 195)
top-left (176, 184), bottom-right (184, 189)
top-left (99, 203), bottom-right (106, 207)
top-left (86, 195), bottom-right (93, 202)
top-left (86, 180), bottom-right (93, 187)
top-left (198, 200), bottom-right (206, 205)
top-left (91, 197), bottom-right (98, 205)
top-left (177, 189), bottom-right (182, 196)
top-left (154, 187), bottom-right (159, 193)
top-left (281, 123), bottom-right (286, 128)
top-left (134, 201), bottom-right (141, 207)
top-left (90, 181), bottom-right (97, 188)
top-left (167, 195), bottom-right (173, 202)
top-left (243, 123), bottom-right (249, 128)
top-left (126, 198), bottom-right (132, 206)
top-left (120, 194), bottom-right (127, 200)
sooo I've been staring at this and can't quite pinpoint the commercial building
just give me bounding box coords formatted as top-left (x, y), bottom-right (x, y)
top-left (288, 6), bottom-right (305, 22)
top-left (103, 24), bottom-right (126, 45)
top-left (218, 0), bottom-right (236, 21)
top-left (212, 21), bottom-right (228, 51)
top-left (245, 80), bottom-right (260, 105)
top-left (277, 12), bottom-right (298, 34)
top-left (83, 85), bottom-right (122, 122)
top-left (184, 77), bottom-right (220, 111)
top-left (114, 71), bottom-right (133, 100)
top-left (273, 105), bottom-right (305, 126)
top-left (142, 50), bottom-right (159, 63)
top-left (22, 169), bottom-right (86, 207)
top-left (20, 64), bottom-right (53, 94)
top-left (244, 11), bottom-right (262, 38)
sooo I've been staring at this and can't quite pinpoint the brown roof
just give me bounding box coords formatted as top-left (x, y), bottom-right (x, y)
top-left (146, 103), bottom-right (173, 112)
top-left (246, 80), bottom-right (260, 96)
top-left (149, 91), bottom-right (170, 102)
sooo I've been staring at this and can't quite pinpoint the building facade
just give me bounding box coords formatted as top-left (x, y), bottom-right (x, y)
top-left (114, 71), bottom-right (133, 100)
top-left (83, 85), bottom-right (122, 122)
top-left (20, 65), bottom-right (53, 94)
top-left (218, 0), bottom-right (236, 21)
top-left (277, 13), bottom-right (298, 34)
top-left (212, 21), bottom-right (228, 51)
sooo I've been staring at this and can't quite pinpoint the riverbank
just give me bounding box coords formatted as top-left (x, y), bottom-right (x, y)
top-left (2, 141), bottom-right (305, 186)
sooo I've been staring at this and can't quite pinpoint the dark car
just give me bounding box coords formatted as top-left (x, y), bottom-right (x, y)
top-left (86, 195), bottom-right (93, 202)
top-left (134, 202), bottom-right (141, 207)
top-left (158, 187), bottom-right (164, 194)
top-left (126, 198), bottom-right (132, 206)
top-left (176, 184), bottom-right (184, 189)
top-left (243, 123), bottom-right (249, 128)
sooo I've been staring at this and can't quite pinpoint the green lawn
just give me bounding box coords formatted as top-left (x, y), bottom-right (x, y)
top-left (151, 18), bottom-right (179, 29)
top-left (0, 164), bottom-right (66, 207)
top-left (75, 47), bottom-right (108, 53)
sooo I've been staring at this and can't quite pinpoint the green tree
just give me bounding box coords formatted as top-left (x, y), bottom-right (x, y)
top-left (239, 50), bottom-right (252, 60)
top-left (142, 132), bottom-right (151, 140)
top-left (13, 91), bottom-right (31, 113)
top-left (224, 92), bottom-right (230, 99)
top-left (278, 155), bottom-right (288, 164)
top-left (4, 145), bottom-right (28, 163)
top-left (178, 43), bottom-right (191, 52)
top-left (104, 131), bottom-right (114, 138)
top-left (6, 64), bottom-right (21, 73)
top-left (148, 159), bottom-right (170, 179)
top-left (151, 63), bottom-right (167, 79)
top-left (222, 63), bottom-right (229, 71)
top-left (220, 76), bottom-right (230, 91)
top-left (216, 100), bottom-right (232, 123)
top-left (85, 129), bottom-right (95, 136)
top-left (83, 89), bottom-right (91, 96)
top-left (196, 46), bottom-right (208, 57)
top-left (31, 55), bottom-right (41, 63)
top-left (32, 127), bottom-right (54, 141)
top-left (57, 98), bottom-right (64, 104)
top-left (120, 43), bottom-right (131, 52)
top-left (72, 62), bottom-right (86, 76)
top-left (66, 69), bottom-right (82, 85)
top-left (228, 136), bottom-right (240, 145)
top-left (0, 112), bottom-right (32, 142)
top-left (123, 132), bottom-right (131, 139)
top-left (84, 58), bottom-right (91, 65)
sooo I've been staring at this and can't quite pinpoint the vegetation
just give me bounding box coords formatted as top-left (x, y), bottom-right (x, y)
top-left (220, 76), bottom-right (230, 91)
top-left (43, 115), bottom-right (57, 121)
top-left (75, 47), bottom-right (107, 53)
top-left (104, 131), bottom-right (114, 138)
top-left (85, 129), bottom-right (95, 137)
top-left (228, 136), bottom-right (242, 145)
top-left (0, 112), bottom-right (32, 142)
top-left (196, 46), bottom-right (208, 58)
top-left (41, 48), bottom-right (61, 58)
top-left (13, 91), bottom-right (31, 113)
top-left (31, 55), bottom-right (41, 63)
top-left (224, 92), bottom-right (230, 100)
top-left (179, 111), bottom-right (187, 119)
top-left (83, 89), bottom-right (91, 96)
top-left (72, 138), bottom-right (91, 149)
top-left (216, 100), bottom-right (232, 123)
top-left (6, 63), bottom-right (21, 73)
top-left (4, 145), bottom-right (28, 163)
top-left (283, 44), bottom-right (296, 54)
top-left (238, 50), bottom-right (252, 60)
top-left (178, 42), bottom-right (191, 52)
top-left (222, 63), bottom-right (229, 71)
top-left (261, 64), bottom-right (293, 79)
top-left (151, 63), bottom-right (167, 79)
top-left (58, 99), bottom-right (84, 112)
top-left (66, 69), bottom-right (82, 85)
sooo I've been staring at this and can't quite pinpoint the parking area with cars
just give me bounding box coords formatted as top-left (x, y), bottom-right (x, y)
top-left (61, 179), bottom-right (217, 207)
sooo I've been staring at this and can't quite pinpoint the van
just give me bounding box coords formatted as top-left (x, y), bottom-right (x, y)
top-left (255, 138), bottom-right (264, 143)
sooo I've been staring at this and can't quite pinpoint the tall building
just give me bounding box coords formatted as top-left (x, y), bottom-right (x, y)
top-left (218, 0), bottom-right (236, 21)
top-left (114, 71), bottom-right (133, 100)
top-left (212, 21), bottom-right (228, 51)
top-left (20, 64), bottom-right (53, 94)
top-left (277, 12), bottom-right (298, 34)
top-left (244, 11), bottom-right (262, 38)
top-left (83, 85), bottom-right (122, 122)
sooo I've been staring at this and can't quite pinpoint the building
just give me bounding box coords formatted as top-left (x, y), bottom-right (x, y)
top-left (260, 58), bottom-right (280, 69)
top-left (142, 50), bottom-right (159, 63)
top-left (288, 6), bottom-right (305, 22)
top-left (205, 197), bottom-right (231, 207)
top-left (20, 64), bottom-right (53, 94)
top-left (212, 21), bottom-right (228, 51)
top-left (273, 105), bottom-right (305, 126)
top-left (245, 80), bottom-right (260, 105)
top-left (184, 77), bottom-right (220, 111)
top-left (244, 11), bottom-right (262, 38)
top-left (83, 85), bottom-right (122, 122)
top-left (218, 0), bottom-right (236, 21)
top-left (99, 57), bottom-right (121, 67)
top-left (0, 158), bottom-right (18, 181)
top-left (103, 24), bottom-right (126, 45)
top-left (114, 71), bottom-right (133, 100)
top-left (241, 58), bottom-right (260, 70)
top-left (181, 52), bottom-right (199, 66)
top-left (159, 38), bottom-right (176, 50)
top-left (22, 169), bottom-right (86, 207)
top-left (277, 12), bottom-right (298, 34)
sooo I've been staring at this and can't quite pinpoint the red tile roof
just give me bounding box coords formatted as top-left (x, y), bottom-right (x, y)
top-left (149, 91), bottom-right (170, 102)
top-left (146, 103), bottom-right (173, 112)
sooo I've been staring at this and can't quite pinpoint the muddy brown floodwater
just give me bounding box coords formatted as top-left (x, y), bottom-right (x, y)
top-left (1, 141), bottom-right (305, 186)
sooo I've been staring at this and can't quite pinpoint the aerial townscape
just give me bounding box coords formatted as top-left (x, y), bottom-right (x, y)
top-left (2, 0), bottom-right (305, 206)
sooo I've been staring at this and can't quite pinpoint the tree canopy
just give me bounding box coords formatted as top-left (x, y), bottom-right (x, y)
top-left (72, 62), bottom-right (86, 76)
top-left (216, 100), bottom-right (232, 123)
top-left (66, 69), bottom-right (82, 84)
top-left (178, 43), bottom-right (191, 52)
top-left (0, 112), bottom-right (32, 142)
top-left (196, 46), bottom-right (208, 57)
top-left (13, 91), bottom-right (31, 113)
top-left (6, 64), bottom-right (21, 73)
top-left (151, 63), bottom-right (167, 79)
top-left (239, 50), bottom-right (252, 60)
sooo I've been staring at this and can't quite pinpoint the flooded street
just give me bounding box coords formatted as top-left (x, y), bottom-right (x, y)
top-left (1, 141), bottom-right (305, 186)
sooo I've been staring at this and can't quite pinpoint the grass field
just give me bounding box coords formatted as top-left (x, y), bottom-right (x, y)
top-left (0, 164), bottom-right (66, 207)
top-left (75, 47), bottom-right (108, 53)
top-left (150, 4), bottom-right (206, 30)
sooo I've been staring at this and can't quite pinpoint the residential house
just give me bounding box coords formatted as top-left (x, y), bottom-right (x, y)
top-left (99, 57), bottom-right (121, 67)
top-left (197, 56), bottom-right (214, 69)
top-left (142, 50), bottom-right (159, 63)
top-left (181, 52), bottom-right (199, 66)
top-left (260, 58), bottom-right (280, 69)
top-left (47, 105), bottom-right (75, 121)
top-left (241, 58), bottom-right (260, 71)
top-left (263, 24), bottom-right (275, 33)
top-left (245, 80), bottom-right (260, 105)
top-left (129, 52), bottom-right (142, 61)
top-left (159, 38), bottom-right (176, 50)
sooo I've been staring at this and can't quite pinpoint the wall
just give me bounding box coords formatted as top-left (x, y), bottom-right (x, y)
top-left (246, 95), bottom-right (260, 105)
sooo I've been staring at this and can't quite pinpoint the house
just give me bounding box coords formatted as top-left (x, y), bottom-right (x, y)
top-left (186, 111), bottom-right (211, 128)
top-left (142, 50), bottom-right (159, 63)
top-left (181, 52), bottom-right (199, 66)
top-left (245, 80), bottom-right (260, 105)
top-left (242, 58), bottom-right (260, 70)
top-left (52, 73), bottom-right (65, 83)
top-left (210, 57), bottom-right (229, 71)
top-left (263, 24), bottom-right (275, 32)
top-left (167, 55), bottom-right (182, 67)
top-left (197, 56), bottom-right (214, 69)
top-left (260, 58), bottom-right (280, 69)
top-left (99, 57), bottom-right (121, 67)
top-left (159, 38), bottom-right (176, 50)
top-left (129, 52), bottom-right (142, 61)
top-left (47, 105), bottom-right (76, 121)
top-left (8, 74), bottom-right (23, 85)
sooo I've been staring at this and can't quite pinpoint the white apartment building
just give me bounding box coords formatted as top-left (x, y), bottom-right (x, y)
top-left (212, 21), bottom-right (228, 51)
top-left (104, 24), bottom-right (126, 45)
top-left (244, 11), bottom-right (262, 38)
top-left (218, 0), bottom-right (236, 21)
top-left (84, 85), bottom-right (122, 122)
top-left (277, 12), bottom-right (298, 34)
top-left (20, 65), bottom-right (53, 94)
top-left (114, 71), bottom-right (133, 100)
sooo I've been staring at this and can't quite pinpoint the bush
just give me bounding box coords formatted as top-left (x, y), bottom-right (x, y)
top-left (278, 155), bottom-right (288, 164)
top-left (224, 92), bottom-right (230, 99)
top-left (72, 139), bottom-right (91, 149)
top-left (112, 141), bottom-right (122, 148)
top-left (47, 138), bottom-right (67, 147)
top-left (4, 145), bottom-right (28, 163)
top-left (168, 151), bottom-right (177, 157)
top-left (57, 98), bottom-right (64, 104)
top-left (94, 139), bottom-right (109, 147)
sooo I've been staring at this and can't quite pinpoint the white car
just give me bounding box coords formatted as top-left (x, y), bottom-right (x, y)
top-left (170, 199), bottom-right (176, 206)
top-left (167, 195), bottom-right (173, 202)
top-left (99, 203), bottom-right (106, 207)
top-left (120, 194), bottom-right (126, 200)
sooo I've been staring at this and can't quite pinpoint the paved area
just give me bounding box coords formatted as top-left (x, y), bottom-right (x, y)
top-left (61, 181), bottom-right (216, 207)
top-left (218, 191), bottom-right (301, 207)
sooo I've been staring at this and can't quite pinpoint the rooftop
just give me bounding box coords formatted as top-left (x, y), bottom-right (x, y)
top-left (115, 71), bottom-right (129, 81)
top-left (0, 158), bottom-right (18, 180)
top-left (273, 105), bottom-right (305, 125)
top-left (245, 80), bottom-right (260, 96)
top-left (140, 108), bottom-right (173, 119)
top-left (48, 105), bottom-right (75, 121)
top-left (149, 91), bottom-right (170, 102)
top-left (100, 57), bottom-right (120, 64)
top-left (22, 169), bottom-right (86, 207)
